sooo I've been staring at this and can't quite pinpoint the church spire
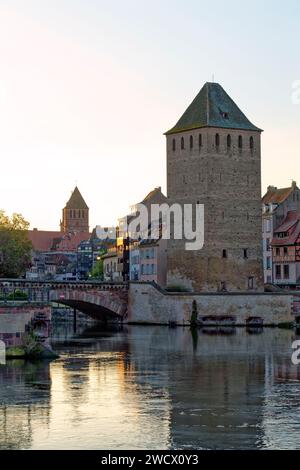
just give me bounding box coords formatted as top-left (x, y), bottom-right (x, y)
top-left (60, 187), bottom-right (89, 233)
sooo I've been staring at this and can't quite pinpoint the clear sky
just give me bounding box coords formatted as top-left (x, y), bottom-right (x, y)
top-left (0, 0), bottom-right (299, 230)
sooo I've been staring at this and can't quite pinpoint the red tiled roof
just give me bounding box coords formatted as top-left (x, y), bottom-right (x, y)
top-left (56, 232), bottom-right (90, 251)
top-left (28, 230), bottom-right (63, 251)
top-left (28, 230), bottom-right (90, 252)
top-left (271, 211), bottom-right (300, 246)
top-left (262, 187), bottom-right (293, 205)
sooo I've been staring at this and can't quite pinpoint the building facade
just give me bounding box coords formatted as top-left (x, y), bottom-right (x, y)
top-left (139, 238), bottom-right (167, 286)
top-left (60, 186), bottom-right (89, 233)
top-left (102, 249), bottom-right (121, 282)
top-left (262, 181), bottom-right (300, 284)
top-left (166, 82), bottom-right (264, 292)
top-left (271, 211), bottom-right (300, 288)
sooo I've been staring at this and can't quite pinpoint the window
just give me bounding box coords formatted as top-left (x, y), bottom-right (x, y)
top-left (266, 257), bottom-right (271, 270)
top-left (266, 238), bottom-right (271, 251)
top-left (190, 135), bottom-right (193, 149)
top-left (276, 247), bottom-right (280, 256)
top-left (250, 136), bottom-right (254, 150)
top-left (215, 133), bottom-right (220, 147)
top-left (199, 134), bottom-right (202, 147)
top-left (248, 277), bottom-right (254, 290)
top-left (220, 281), bottom-right (227, 291)
top-left (275, 265), bottom-right (281, 279)
top-left (181, 137), bottom-right (185, 150)
top-left (265, 219), bottom-right (271, 232)
top-left (227, 134), bottom-right (231, 148)
top-left (238, 135), bottom-right (243, 149)
top-left (222, 249), bottom-right (227, 259)
top-left (243, 249), bottom-right (248, 259)
top-left (284, 247), bottom-right (288, 256)
top-left (284, 265), bottom-right (289, 279)
top-left (172, 139), bottom-right (176, 151)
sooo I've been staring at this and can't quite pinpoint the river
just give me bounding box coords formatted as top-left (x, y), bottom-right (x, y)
top-left (1, 324), bottom-right (300, 450)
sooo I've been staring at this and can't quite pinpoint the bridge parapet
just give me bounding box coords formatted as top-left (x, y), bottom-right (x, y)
top-left (0, 279), bottom-right (128, 320)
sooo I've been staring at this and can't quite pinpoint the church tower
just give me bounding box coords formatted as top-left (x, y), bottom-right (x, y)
top-left (60, 186), bottom-right (89, 233)
top-left (165, 82), bottom-right (264, 292)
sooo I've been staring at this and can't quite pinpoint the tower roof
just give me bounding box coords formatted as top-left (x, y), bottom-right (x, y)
top-left (165, 82), bottom-right (262, 135)
top-left (64, 186), bottom-right (89, 210)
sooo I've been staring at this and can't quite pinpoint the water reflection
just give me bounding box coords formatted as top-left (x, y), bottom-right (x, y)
top-left (0, 325), bottom-right (300, 449)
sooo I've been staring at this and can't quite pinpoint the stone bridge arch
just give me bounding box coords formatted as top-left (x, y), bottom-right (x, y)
top-left (50, 286), bottom-right (128, 321)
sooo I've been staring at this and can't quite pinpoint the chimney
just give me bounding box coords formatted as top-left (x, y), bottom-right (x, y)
top-left (292, 180), bottom-right (297, 188)
top-left (267, 185), bottom-right (277, 192)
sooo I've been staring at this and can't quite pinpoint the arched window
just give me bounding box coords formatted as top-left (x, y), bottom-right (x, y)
top-left (238, 135), bottom-right (243, 149)
top-left (190, 135), bottom-right (193, 149)
top-left (69, 210), bottom-right (72, 219)
top-left (250, 136), bottom-right (254, 150)
top-left (172, 139), bottom-right (176, 151)
top-left (181, 137), bottom-right (185, 150)
top-left (227, 134), bottom-right (231, 148)
top-left (215, 133), bottom-right (220, 147)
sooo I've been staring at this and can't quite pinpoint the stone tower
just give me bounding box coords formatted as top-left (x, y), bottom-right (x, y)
top-left (165, 82), bottom-right (263, 292)
top-left (60, 186), bottom-right (89, 233)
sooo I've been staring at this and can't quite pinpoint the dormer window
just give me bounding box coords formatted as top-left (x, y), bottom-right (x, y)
top-left (219, 108), bottom-right (229, 119)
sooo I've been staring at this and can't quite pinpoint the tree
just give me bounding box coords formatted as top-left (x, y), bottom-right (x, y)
top-left (90, 259), bottom-right (104, 280)
top-left (0, 211), bottom-right (32, 278)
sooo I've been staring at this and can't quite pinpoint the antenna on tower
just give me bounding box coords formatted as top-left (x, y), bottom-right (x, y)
top-left (212, 74), bottom-right (215, 83)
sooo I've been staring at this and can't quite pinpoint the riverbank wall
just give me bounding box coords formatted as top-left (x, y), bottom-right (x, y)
top-left (0, 303), bottom-right (51, 347)
top-left (128, 283), bottom-right (297, 326)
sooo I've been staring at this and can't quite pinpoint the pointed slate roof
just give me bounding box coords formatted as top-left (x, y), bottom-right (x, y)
top-left (65, 187), bottom-right (89, 210)
top-left (165, 82), bottom-right (262, 135)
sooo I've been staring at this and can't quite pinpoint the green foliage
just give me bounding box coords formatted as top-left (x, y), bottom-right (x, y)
top-left (7, 290), bottom-right (29, 301)
top-left (90, 258), bottom-right (104, 279)
top-left (0, 211), bottom-right (32, 278)
top-left (22, 331), bottom-right (43, 356)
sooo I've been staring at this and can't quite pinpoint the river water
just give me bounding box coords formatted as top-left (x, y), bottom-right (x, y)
top-left (1, 324), bottom-right (300, 450)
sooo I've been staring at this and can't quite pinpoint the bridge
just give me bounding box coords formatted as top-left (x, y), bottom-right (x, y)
top-left (0, 279), bottom-right (129, 321)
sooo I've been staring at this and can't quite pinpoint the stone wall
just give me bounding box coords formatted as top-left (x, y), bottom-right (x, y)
top-left (0, 304), bottom-right (51, 347)
top-left (128, 283), bottom-right (293, 326)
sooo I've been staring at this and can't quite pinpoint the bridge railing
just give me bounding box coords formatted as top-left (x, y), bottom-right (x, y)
top-left (0, 278), bottom-right (128, 303)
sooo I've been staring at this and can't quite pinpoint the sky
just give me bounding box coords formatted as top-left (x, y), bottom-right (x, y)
top-left (0, 0), bottom-right (299, 230)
